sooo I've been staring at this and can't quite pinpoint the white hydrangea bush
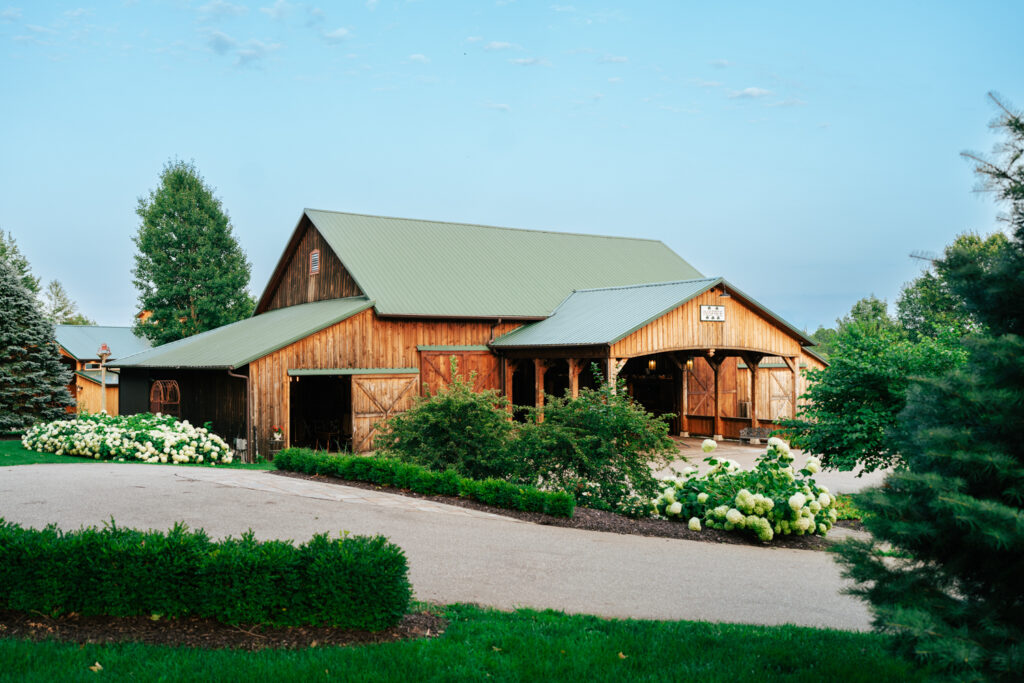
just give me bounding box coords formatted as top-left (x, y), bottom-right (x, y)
top-left (652, 437), bottom-right (836, 542)
top-left (22, 412), bottom-right (233, 465)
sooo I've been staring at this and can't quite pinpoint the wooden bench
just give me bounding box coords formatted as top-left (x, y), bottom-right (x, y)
top-left (739, 426), bottom-right (772, 445)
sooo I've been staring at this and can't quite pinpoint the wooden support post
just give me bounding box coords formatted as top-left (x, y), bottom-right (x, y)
top-left (606, 357), bottom-right (627, 394)
top-left (567, 358), bottom-right (583, 399)
top-left (706, 353), bottom-right (724, 441)
top-left (739, 352), bottom-right (764, 443)
top-left (669, 353), bottom-right (689, 437)
top-left (782, 356), bottom-right (801, 419)
top-left (534, 359), bottom-right (549, 421)
top-left (504, 360), bottom-right (518, 413)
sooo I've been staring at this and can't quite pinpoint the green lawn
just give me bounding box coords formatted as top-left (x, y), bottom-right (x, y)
top-left (0, 439), bottom-right (274, 470)
top-left (0, 604), bottom-right (921, 682)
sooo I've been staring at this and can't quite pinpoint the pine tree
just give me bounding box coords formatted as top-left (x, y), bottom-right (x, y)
top-left (0, 229), bottom-right (40, 295)
top-left (835, 94), bottom-right (1024, 681)
top-left (132, 160), bottom-right (255, 346)
top-left (0, 259), bottom-right (74, 431)
top-left (41, 279), bottom-right (95, 325)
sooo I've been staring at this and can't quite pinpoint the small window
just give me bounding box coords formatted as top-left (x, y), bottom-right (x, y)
top-left (310, 249), bottom-right (321, 275)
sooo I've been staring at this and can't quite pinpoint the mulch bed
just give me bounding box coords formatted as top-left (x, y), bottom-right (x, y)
top-left (273, 470), bottom-right (832, 551)
top-left (0, 609), bottom-right (446, 651)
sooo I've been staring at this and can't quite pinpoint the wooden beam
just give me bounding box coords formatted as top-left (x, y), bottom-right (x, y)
top-left (739, 352), bottom-right (764, 440)
top-left (671, 352), bottom-right (690, 437)
top-left (706, 354), bottom-right (724, 441)
top-left (783, 355), bottom-right (800, 419)
top-left (504, 360), bottom-right (518, 413)
top-left (606, 357), bottom-right (627, 394)
top-left (534, 359), bottom-right (549, 421)
top-left (567, 358), bottom-right (583, 399)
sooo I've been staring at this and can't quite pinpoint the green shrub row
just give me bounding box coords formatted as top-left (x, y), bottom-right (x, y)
top-left (0, 519), bottom-right (411, 630)
top-left (275, 448), bottom-right (576, 518)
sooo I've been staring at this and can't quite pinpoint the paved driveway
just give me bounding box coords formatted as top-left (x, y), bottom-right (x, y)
top-left (0, 464), bottom-right (873, 631)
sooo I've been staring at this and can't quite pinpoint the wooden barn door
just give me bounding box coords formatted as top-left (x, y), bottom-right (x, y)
top-left (351, 374), bottom-right (419, 452)
top-left (419, 351), bottom-right (500, 395)
top-left (687, 357), bottom-right (713, 415)
top-left (769, 369), bottom-right (794, 420)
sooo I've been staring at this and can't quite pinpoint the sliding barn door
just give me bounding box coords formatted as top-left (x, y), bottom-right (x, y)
top-left (351, 374), bottom-right (419, 452)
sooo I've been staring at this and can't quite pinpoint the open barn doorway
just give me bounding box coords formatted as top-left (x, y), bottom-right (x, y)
top-left (618, 355), bottom-right (681, 432)
top-left (289, 375), bottom-right (352, 452)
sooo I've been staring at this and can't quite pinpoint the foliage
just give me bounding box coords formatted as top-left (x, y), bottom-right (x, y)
top-left (22, 413), bottom-right (234, 465)
top-left (0, 604), bottom-right (930, 682)
top-left (376, 357), bottom-right (514, 480)
top-left (0, 229), bottom-right (40, 294)
top-left (0, 519), bottom-right (410, 629)
top-left (274, 448), bottom-right (575, 518)
top-left (132, 159), bottom-right (255, 346)
top-left (835, 93), bottom-right (1024, 681)
top-left (782, 321), bottom-right (966, 473)
top-left (653, 439), bottom-right (838, 542)
top-left (0, 259), bottom-right (74, 431)
top-left (831, 493), bottom-right (863, 522)
top-left (40, 279), bottom-right (94, 325)
top-left (808, 325), bottom-right (837, 360)
top-left (508, 369), bottom-right (676, 516)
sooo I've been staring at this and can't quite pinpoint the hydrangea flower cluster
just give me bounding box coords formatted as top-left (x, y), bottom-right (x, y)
top-left (22, 412), bottom-right (233, 466)
top-left (652, 437), bottom-right (837, 542)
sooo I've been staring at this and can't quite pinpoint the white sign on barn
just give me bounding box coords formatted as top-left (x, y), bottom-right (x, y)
top-left (700, 305), bottom-right (726, 322)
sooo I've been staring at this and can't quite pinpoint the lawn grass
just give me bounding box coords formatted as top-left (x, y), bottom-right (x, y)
top-left (0, 604), bottom-right (922, 682)
top-left (0, 439), bottom-right (274, 470)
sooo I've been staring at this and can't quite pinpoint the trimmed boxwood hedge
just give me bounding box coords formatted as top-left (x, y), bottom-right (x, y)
top-left (275, 448), bottom-right (576, 519)
top-left (0, 519), bottom-right (411, 630)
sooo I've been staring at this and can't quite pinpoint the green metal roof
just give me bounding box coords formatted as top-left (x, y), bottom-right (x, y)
top-left (491, 278), bottom-right (815, 348)
top-left (416, 345), bottom-right (490, 352)
top-left (112, 298), bottom-right (374, 370)
top-left (56, 325), bottom-right (151, 361)
top-left (288, 368), bottom-right (418, 376)
top-left (75, 370), bottom-right (119, 386)
top-left (300, 209), bottom-right (703, 319)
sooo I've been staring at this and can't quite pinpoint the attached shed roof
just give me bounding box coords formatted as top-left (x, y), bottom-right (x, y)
top-left (75, 370), bottom-right (119, 386)
top-left (294, 210), bottom-right (703, 319)
top-left (112, 297), bottom-right (374, 370)
top-left (491, 277), bottom-right (815, 348)
top-left (56, 325), bottom-right (151, 361)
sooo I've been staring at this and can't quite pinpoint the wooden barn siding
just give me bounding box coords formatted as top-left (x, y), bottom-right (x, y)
top-left (610, 288), bottom-right (802, 359)
top-left (262, 220), bottom-right (362, 313)
top-left (75, 379), bottom-right (119, 416)
top-left (249, 309), bottom-right (519, 452)
top-left (735, 349), bottom-right (827, 420)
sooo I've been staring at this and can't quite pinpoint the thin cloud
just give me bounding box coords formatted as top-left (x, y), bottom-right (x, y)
top-left (550, 4), bottom-right (575, 11)
top-left (484, 101), bottom-right (511, 111)
top-left (607, 76), bottom-right (622, 83)
top-left (199, 1), bottom-right (248, 19)
top-left (509, 57), bottom-right (550, 67)
top-left (689, 78), bottom-right (721, 88)
top-left (484, 41), bottom-right (516, 51)
top-left (465, 36), bottom-right (482, 43)
top-left (235, 39), bottom-right (280, 66)
top-left (366, 0), bottom-right (378, 8)
top-left (408, 53), bottom-right (429, 63)
top-left (206, 30), bottom-right (237, 55)
top-left (305, 6), bottom-right (324, 26)
top-left (64, 8), bottom-right (91, 18)
top-left (1, 7), bottom-right (22, 21)
top-left (600, 54), bottom-right (628, 63)
top-left (729, 87), bottom-right (772, 99)
top-left (322, 27), bottom-right (351, 43)
top-left (709, 59), bottom-right (733, 68)
top-left (260, 0), bottom-right (292, 21)
top-left (766, 98), bottom-right (807, 107)
top-left (25, 24), bottom-right (56, 34)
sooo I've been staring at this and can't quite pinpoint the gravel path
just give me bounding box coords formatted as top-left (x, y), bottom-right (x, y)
top-left (0, 463), bottom-right (873, 631)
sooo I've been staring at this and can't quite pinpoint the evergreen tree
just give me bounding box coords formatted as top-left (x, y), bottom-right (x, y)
top-left (835, 94), bottom-right (1024, 680)
top-left (41, 279), bottom-right (95, 325)
top-left (0, 259), bottom-right (74, 431)
top-left (132, 160), bottom-right (255, 345)
top-left (0, 229), bottom-right (40, 295)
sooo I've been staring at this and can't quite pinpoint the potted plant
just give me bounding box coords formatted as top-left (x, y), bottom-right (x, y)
top-left (271, 425), bottom-right (284, 442)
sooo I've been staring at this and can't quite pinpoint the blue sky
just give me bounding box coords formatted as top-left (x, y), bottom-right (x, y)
top-left (1, 1), bottom-right (1022, 330)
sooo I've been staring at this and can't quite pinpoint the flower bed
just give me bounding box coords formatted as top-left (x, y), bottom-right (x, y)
top-left (653, 438), bottom-right (837, 542)
top-left (21, 413), bottom-right (233, 465)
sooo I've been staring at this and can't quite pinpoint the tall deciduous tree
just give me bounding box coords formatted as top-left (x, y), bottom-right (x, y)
top-left (41, 279), bottom-right (95, 325)
top-left (836, 93), bottom-right (1024, 680)
top-left (132, 160), bottom-right (255, 345)
top-left (0, 259), bottom-right (74, 431)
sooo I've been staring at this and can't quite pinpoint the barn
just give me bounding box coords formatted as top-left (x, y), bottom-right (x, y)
top-left (55, 325), bottom-right (151, 416)
top-left (113, 209), bottom-right (825, 459)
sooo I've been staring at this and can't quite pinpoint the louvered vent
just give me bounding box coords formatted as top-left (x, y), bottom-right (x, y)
top-left (310, 249), bottom-right (320, 274)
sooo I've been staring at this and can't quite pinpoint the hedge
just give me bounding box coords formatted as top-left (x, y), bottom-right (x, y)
top-left (0, 519), bottom-right (411, 630)
top-left (275, 448), bottom-right (576, 519)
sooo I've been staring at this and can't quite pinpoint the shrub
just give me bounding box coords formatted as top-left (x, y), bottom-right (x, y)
top-left (652, 439), bottom-right (838, 542)
top-left (0, 519), bottom-right (410, 630)
top-left (274, 448), bottom-right (575, 518)
top-left (21, 412), bottom-right (233, 465)
top-left (507, 371), bottom-right (676, 516)
top-left (375, 357), bottom-right (514, 480)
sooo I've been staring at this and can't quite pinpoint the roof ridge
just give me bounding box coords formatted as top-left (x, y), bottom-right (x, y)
top-left (572, 277), bottom-right (720, 294)
top-left (304, 208), bottom-right (667, 244)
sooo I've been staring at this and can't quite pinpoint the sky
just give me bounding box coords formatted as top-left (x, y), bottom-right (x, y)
top-left (1, 1), bottom-right (1022, 331)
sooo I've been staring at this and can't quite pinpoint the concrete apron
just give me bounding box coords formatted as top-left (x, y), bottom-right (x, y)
top-left (0, 463), bottom-right (873, 631)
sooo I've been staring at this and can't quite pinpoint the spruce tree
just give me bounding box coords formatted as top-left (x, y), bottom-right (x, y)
top-left (132, 160), bottom-right (255, 346)
top-left (0, 229), bottom-right (40, 295)
top-left (835, 94), bottom-right (1024, 681)
top-left (0, 259), bottom-right (74, 431)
